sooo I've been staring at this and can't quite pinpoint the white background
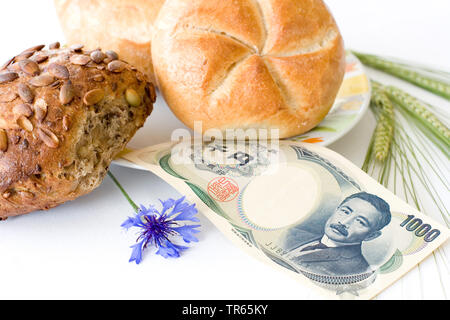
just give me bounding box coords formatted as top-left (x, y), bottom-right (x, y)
top-left (0, 0), bottom-right (449, 300)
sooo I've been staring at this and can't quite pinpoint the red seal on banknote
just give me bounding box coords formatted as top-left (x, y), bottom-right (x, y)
top-left (207, 176), bottom-right (240, 202)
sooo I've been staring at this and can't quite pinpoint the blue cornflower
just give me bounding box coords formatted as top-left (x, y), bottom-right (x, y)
top-left (108, 171), bottom-right (200, 264)
top-left (121, 197), bottom-right (201, 263)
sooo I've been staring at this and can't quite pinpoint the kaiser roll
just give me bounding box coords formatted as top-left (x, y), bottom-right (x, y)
top-left (0, 44), bottom-right (156, 219)
top-left (152, 0), bottom-right (345, 138)
top-left (54, 0), bottom-right (165, 83)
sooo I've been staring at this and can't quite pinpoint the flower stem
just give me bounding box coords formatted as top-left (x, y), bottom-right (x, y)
top-left (108, 171), bottom-right (140, 213)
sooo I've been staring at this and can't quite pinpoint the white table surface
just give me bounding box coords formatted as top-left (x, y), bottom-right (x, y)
top-left (0, 0), bottom-right (448, 300)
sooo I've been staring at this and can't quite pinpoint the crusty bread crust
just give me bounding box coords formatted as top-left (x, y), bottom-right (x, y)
top-left (0, 44), bottom-right (155, 219)
top-left (152, 0), bottom-right (345, 138)
top-left (54, 0), bottom-right (165, 83)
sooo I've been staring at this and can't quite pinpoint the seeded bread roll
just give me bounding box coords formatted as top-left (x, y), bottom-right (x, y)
top-left (0, 44), bottom-right (156, 219)
top-left (152, 0), bottom-right (345, 138)
top-left (54, 0), bottom-right (166, 83)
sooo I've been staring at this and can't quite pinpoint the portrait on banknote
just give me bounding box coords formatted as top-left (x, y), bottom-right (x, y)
top-left (284, 192), bottom-right (392, 277)
top-left (262, 146), bottom-right (400, 295)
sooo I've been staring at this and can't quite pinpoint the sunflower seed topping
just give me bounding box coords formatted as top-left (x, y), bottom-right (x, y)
top-left (37, 127), bottom-right (59, 148)
top-left (17, 83), bottom-right (34, 103)
top-left (90, 50), bottom-right (106, 64)
top-left (0, 129), bottom-right (8, 152)
top-left (34, 98), bottom-right (48, 122)
top-left (29, 74), bottom-right (55, 87)
top-left (17, 116), bottom-right (33, 132)
top-left (70, 44), bottom-right (84, 52)
top-left (31, 53), bottom-right (49, 64)
top-left (13, 103), bottom-right (34, 118)
top-left (49, 42), bottom-right (60, 50)
top-left (60, 80), bottom-right (75, 105)
top-left (15, 51), bottom-right (34, 62)
top-left (105, 50), bottom-right (119, 61)
top-left (70, 54), bottom-right (91, 66)
top-left (23, 44), bottom-right (45, 53)
top-left (107, 60), bottom-right (126, 73)
top-left (83, 89), bottom-right (104, 106)
top-left (62, 115), bottom-right (70, 131)
top-left (48, 63), bottom-right (70, 79)
top-left (19, 59), bottom-right (40, 76)
top-left (0, 72), bottom-right (19, 84)
top-left (49, 80), bottom-right (62, 89)
top-left (0, 91), bottom-right (17, 103)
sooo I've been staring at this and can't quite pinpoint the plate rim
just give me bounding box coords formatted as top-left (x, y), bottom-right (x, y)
top-left (290, 52), bottom-right (372, 147)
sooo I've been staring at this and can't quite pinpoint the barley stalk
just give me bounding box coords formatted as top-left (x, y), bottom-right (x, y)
top-left (370, 83), bottom-right (395, 162)
top-left (373, 117), bottom-right (394, 162)
top-left (385, 56), bottom-right (450, 81)
top-left (353, 52), bottom-right (450, 100)
top-left (385, 86), bottom-right (450, 149)
top-left (372, 82), bottom-right (395, 118)
top-left (363, 89), bottom-right (450, 225)
top-left (362, 63), bottom-right (450, 291)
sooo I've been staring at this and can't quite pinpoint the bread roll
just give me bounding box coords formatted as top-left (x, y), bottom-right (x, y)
top-left (0, 44), bottom-right (156, 219)
top-left (54, 0), bottom-right (165, 83)
top-left (152, 0), bottom-right (345, 138)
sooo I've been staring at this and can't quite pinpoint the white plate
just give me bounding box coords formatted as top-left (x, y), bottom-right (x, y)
top-left (114, 52), bottom-right (371, 170)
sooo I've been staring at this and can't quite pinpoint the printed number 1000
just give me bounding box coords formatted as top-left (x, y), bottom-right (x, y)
top-left (400, 215), bottom-right (440, 242)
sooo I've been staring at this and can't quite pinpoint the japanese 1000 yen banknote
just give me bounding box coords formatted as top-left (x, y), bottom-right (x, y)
top-left (122, 139), bottom-right (449, 299)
